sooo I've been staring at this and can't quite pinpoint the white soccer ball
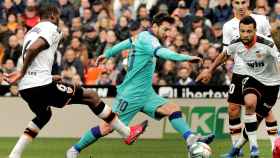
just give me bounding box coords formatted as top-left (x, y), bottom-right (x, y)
top-left (189, 142), bottom-right (212, 158)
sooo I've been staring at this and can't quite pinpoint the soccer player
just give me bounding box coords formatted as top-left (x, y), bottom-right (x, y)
top-left (5, 5), bottom-right (147, 158)
top-left (65, 13), bottom-right (215, 158)
top-left (196, 0), bottom-right (278, 154)
top-left (208, 16), bottom-right (280, 157)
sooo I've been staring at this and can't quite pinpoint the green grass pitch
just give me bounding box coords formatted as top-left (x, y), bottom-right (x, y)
top-left (0, 135), bottom-right (272, 158)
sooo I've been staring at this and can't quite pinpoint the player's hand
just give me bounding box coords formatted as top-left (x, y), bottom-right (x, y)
top-left (189, 56), bottom-right (203, 63)
top-left (195, 69), bottom-right (212, 84)
top-left (95, 55), bottom-right (107, 67)
top-left (4, 71), bottom-right (23, 84)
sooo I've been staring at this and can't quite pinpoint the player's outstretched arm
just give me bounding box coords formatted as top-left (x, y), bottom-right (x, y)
top-left (104, 39), bottom-right (132, 58)
top-left (195, 52), bottom-right (229, 84)
top-left (5, 37), bottom-right (49, 84)
top-left (155, 47), bottom-right (202, 63)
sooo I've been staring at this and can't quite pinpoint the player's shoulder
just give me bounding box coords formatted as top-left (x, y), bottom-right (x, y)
top-left (138, 31), bottom-right (157, 42)
top-left (223, 18), bottom-right (238, 28)
top-left (256, 34), bottom-right (274, 48)
top-left (250, 13), bottom-right (268, 22)
top-left (229, 38), bottom-right (242, 45)
top-left (36, 21), bottom-right (58, 33)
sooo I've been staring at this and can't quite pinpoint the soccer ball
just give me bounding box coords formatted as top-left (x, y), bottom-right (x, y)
top-left (189, 142), bottom-right (212, 158)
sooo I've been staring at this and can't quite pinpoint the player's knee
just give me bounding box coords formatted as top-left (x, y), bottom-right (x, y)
top-left (228, 103), bottom-right (241, 119)
top-left (244, 94), bottom-right (257, 111)
top-left (99, 122), bottom-right (113, 135)
top-left (84, 91), bottom-right (101, 107)
top-left (165, 104), bottom-right (181, 115)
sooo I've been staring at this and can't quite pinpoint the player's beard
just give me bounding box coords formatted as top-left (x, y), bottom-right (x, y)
top-left (241, 38), bottom-right (252, 45)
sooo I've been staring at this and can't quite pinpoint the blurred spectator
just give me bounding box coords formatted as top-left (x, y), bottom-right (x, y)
top-left (114, 0), bottom-right (134, 20)
top-left (139, 17), bottom-right (151, 30)
top-left (58, 0), bottom-right (76, 26)
top-left (190, 0), bottom-right (212, 20)
top-left (4, 84), bottom-right (19, 96)
top-left (13, 0), bottom-right (25, 14)
top-left (15, 27), bottom-right (25, 46)
top-left (91, 0), bottom-right (104, 23)
top-left (271, 2), bottom-right (280, 21)
top-left (3, 58), bottom-right (16, 73)
top-left (115, 16), bottom-right (130, 41)
top-left (0, 68), bottom-right (9, 85)
top-left (194, 6), bottom-right (212, 27)
top-left (207, 46), bottom-right (219, 61)
top-left (184, 16), bottom-right (213, 42)
top-left (20, 5), bottom-right (40, 30)
top-left (176, 63), bottom-right (195, 86)
top-left (79, 0), bottom-right (91, 16)
top-left (95, 71), bottom-right (112, 85)
top-left (136, 4), bottom-right (149, 21)
top-left (0, 0), bottom-right (18, 24)
top-left (201, 57), bottom-right (226, 85)
top-left (224, 58), bottom-right (234, 85)
top-left (174, 33), bottom-right (185, 50)
top-left (71, 17), bottom-right (82, 32)
top-left (197, 38), bottom-right (210, 57)
top-left (2, 35), bottom-right (21, 65)
top-left (186, 32), bottom-right (200, 55)
top-left (69, 37), bottom-right (88, 66)
top-left (158, 60), bottom-right (176, 85)
top-left (211, 22), bottom-right (223, 44)
top-left (81, 8), bottom-right (94, 26)
top-left (253, 0), bottom-right (271, 15)
top-left (6, 13), bottom-right (18, 33)
top-left (61, 48), bottom-right (84, 81)
top-left (82, 25), bottom-right (100, 59)
top-left (104, 58), bottom-right (120, 85)
top-left (211, 0), bottom-right (232, 24)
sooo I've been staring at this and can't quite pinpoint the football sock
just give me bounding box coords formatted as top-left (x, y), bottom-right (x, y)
top-left (244, 114), bottom-right (258, 149)
top-left (266, 121), bottom-right (278, 150)
top-left (229, 118), bottom-right (242, 146)
top-left (169, 111), bottom-right (192, 140)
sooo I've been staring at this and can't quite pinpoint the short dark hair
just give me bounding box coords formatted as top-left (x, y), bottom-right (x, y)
top-left (152, 12), bottom-right (174, 25)
top-left (39, 5), bottom-right (60, 19)
top-left (239, 16), bottom-right (256, 29)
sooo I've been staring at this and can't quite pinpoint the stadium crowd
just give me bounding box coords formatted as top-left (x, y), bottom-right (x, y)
top-left (0, 0), bottom-right (280, 96)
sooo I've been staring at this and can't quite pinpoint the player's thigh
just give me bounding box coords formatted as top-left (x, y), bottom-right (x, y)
top-left (227, 73), bottom-right (245, 106)
top-left (112, 97), bottom-right (143, 125)
top-left (142, 94), bottom-right (168, 120)
top-left (242, 77), bottom-right (264, 106)
top-left (256, 85), bottom-right (279, 117)
top-left (46, 81), bottom-right (83, 108)
top-left (19, 88), bottom-right (51, 117)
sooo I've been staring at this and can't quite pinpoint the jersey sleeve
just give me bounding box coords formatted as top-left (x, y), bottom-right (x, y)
top-left (269, 45), bottom-right (280, 62)
top-left (104, 39), bottom-right (132, 58)
top-left (142, 32), bottom-right (193, 61)
top-left (155, 48), bottom-right (193, 61)
top-left (226, 44), bottom-right (236, 56)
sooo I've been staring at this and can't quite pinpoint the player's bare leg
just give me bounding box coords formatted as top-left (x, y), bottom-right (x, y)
top-left (264, 111), bottom-right (278, 150)
top-left (155, 103), bottom-right (215, 155)
top-left (228, 102), bottom-right (244, 157)
top-left (9, 107), bottom-right (52, 158)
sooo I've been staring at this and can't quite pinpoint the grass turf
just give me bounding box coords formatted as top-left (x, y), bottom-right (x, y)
top-left (0, 135), bottom-right (272, 158)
